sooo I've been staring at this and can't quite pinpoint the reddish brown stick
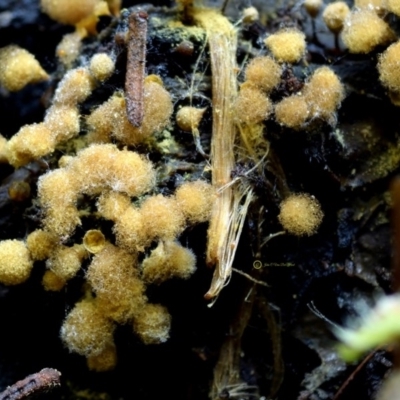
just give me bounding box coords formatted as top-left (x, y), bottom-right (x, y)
top-left (0, 368), bottom-right (61, 400)
top-left (125, 10), bottom-right (148, 127)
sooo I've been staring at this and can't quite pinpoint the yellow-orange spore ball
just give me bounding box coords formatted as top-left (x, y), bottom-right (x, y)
top-left (244, 56), bottom-right (282, 93)
top-left (304, 0), bottom-right (323, 18)
top-left (69, 144), bottom-right (155, 197)
top-left (303, 67), bottom-right (345, 122)
top-left (86, 93), bottom-right (122, 143)
top-left (341, 9), bottom-right (395, 53)
top-left (42, 270), bottom-right (66, 291)
top-left (274, 95), bottom-right (309, 129)
top-left (97, 191), bottom-right (131, 221)
top-left (113, 206), bottom-right (148, 251)
top-left (233, 83), bottom-right (272, 125)
top-left (89, 53), bottom-right (115, 82)
top-left (53, 67), bottom-right (94, 106)
top-left (264, 28), bottom-right (306, 63)
top-left (378, 41), bottom-right (400, 93)
top-left (26, 229), bottom-right (57, 261)
top-left (175, 180), bottom-right (214, 223)
top-left (86, 244), bottom-right (147, 323)
top-left (0, 240), bottom-right (33, 285)
top-left (140, 195), bottom-right (186, 241)
top-left (39, 168), bottom-right (81, 237)
top-left (43, 205), bottom-right (81, 238)
top-left (6, 123), bottom-right (55, 168)
top-left (41, 0), bottom-right (101, 25)
top-left (44, 106), bottom-right (80, 142)
top-left (87, 343), bottom-right (117, 371)
top-left (176, 106), bottom-right (206, 132)
top-left (278, 193), bottom-right (323, 236)
top-left (46, 244), bottom-right (86, 280)
top-left (60, 298), bottom-right (115, 356)
top-left (133, 303), bottom-right (171, 344)
top-left (0, 45), bottom-right (49, 92)
top-left (387, 0), bottom-right (400, 16)
top-left (83, 230), bottom-right (105, 254)
top-left (56, 32), bottom-right (82, 67)
top-left (110, 149), bottom-right (156, 196)
top-left (142, 241), bottom-right (196, 284)
top-left (38, 168), bottom-right (78, 209)
top-left (323, 2), bottom-right (350, 34)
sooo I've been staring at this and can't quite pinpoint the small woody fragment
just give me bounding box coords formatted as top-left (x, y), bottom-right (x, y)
top-left (125, 10), bottom-right (148, 127)
top-left (0, 368), bottom-right (61, 400)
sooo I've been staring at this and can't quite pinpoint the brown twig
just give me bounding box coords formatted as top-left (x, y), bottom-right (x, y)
top-left (125, 10), bottom-right (148, 127)
top-left (0, 368), bottom-right (61, 400)
top-left (333, 349), bottom-right (379, 400)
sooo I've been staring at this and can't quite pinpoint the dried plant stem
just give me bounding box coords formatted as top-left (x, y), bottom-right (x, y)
top-left (0, 368), bottom-right (61, 400)
top-left (210, 281), bottom-right (257, 399)
top-left (194, 9), bottom-right (250, 300)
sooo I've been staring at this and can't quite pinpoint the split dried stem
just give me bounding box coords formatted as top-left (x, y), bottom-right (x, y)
top-left (194, 9), bottom-right (251, 300)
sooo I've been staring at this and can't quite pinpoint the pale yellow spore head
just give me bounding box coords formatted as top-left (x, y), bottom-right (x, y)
top-left (341, 9), bottom-right (395, 53)
top-left (176, 106), bottom-right (206, 132)
top-left (97, 191), bottom-right (131, 221)
top-left (60, 297), bottom-right (115, 356)
top-left (275, 95), bottom-right (309, 129)
top-left (46, 244), bottom-right (86, 280)
top-left (44, 105), bottom-right (80, 142)
top-left (110, 149), bottom-right (156, 196)
top-left (86, 93), bottom-right (122, 143)
top-left (87, 343), bottom-right (117, 371)
top-left (233, 83), bottom-right (272, 125)
top-left (53, 67), bottom-right (94, 106)
top-left (133, 303), bottom-right (171, 344)
top-left (0, 45), bottom-right (48, 92)
top-left (244, 56), bottom-right (282, 93)
top-left (264, 28), bottom-right (306, 63)
top-left (175, 180), bottom-right (214, 223)
top-left (42, 270), bottom-right (66, 291)
top-left (242, 6), bottom-right (259, 23)
top-left (89, 53), bottom-right (115, 82)
top-left (278, 193), bottom-right (323, 236)
top-left (0, 240), bottom-right (33, 285)
top-left (86, 244), bottom-right (146, 323)
top-left (142, 241), bottom-right (196, 284)
top-left (6, 123), bottom-right (55, 168)
top-left (140, 194), bottom-right (186, 241)
top-left (56, 31), bottom-right (83, 67)
top-left (303, 66), bottom-right (345, 122)
top-left (388, 0), bottom-right (400, 15)
top-left (41, 0), bottom-right (102, 25)
top-left (26, 229), bottom-right (58, 261)
top-left (304, 0), bottom-right (323, 18)
top-left (378, 41), bottom-right (400, 93)
top-left (113, 206), bottom-right (148, 251)
top-left (323, 2), bottom-right (350, 33)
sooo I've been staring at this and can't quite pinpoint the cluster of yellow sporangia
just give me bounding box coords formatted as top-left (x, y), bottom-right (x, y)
top-left (0, 143), bottom-right (214, 370)
top-left (233, 29), bottom-right (345, 131)
top-left (0, 1), bottom-right (215, 369)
